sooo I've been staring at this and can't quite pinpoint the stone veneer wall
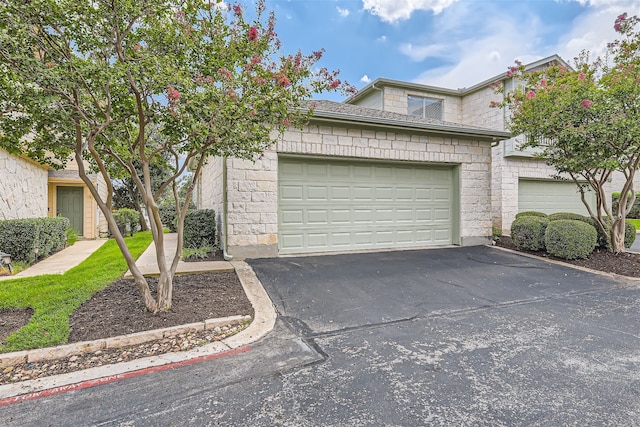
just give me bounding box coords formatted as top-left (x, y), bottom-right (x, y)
top-left (198, 157), bottom-right (226, 247)
top-left (0, 148), bottom-right (48, 220)
top-left (223, 124), bottom-right (493, 258)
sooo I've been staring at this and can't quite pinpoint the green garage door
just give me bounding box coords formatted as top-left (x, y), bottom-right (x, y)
top-left (518, 179), bottom-right (595, 215)
top-left (278, 157), bottom-right (456, 254)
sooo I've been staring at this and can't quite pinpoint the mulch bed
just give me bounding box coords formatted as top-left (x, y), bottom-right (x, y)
top-left (68, 271), bottom-right (254, 342)
top-left (495, 236), bottom-right (640, 278)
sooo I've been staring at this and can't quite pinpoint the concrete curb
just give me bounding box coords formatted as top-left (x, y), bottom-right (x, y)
top-left (0, 260), bottom-right (277, 401)
top-left (489, 244), bottom-right (640, 285)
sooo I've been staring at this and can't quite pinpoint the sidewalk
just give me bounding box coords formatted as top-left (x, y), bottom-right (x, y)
top-left (0, 239), bottom-right (108, 280)
top-left (124, 232), bottom-right (233, 276)
top-left (0, 234), bottom-right (276, 402)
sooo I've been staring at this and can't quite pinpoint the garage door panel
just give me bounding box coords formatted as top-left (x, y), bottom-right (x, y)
top-left (518, 180), bottom-right (594, 215)
top-left (279, 158), bottom-right (455, 254)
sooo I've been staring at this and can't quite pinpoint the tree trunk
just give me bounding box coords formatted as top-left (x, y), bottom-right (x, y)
top-left (611, 218), bottom-right (626, 253)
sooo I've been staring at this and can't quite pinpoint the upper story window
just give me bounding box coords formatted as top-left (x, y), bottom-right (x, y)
top-left (407, 95), bottom-right (443, 120)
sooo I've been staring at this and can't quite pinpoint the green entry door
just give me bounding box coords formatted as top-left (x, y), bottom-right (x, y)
top-left (57, 186), bottom-right (84, 236)
top-left (278, 157), bottom-right (456, 254)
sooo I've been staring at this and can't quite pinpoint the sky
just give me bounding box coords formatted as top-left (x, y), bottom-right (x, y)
top-left (258, 0), bottom-right (640, 101)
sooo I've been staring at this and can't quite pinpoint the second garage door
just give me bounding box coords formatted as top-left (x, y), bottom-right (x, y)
top-left (518, 179), bottom-right (596, 215)
top-left (278, 157), bottom-right (457, 254)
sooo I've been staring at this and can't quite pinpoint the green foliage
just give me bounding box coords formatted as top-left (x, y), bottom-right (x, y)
top-left (112, 208), bottom-right (140, 237)
top-left (497, 14), bottom-right (640, 253)
top-left (0, 232), bottom-right (153, 352)
top-left (544, 220), bottom-right (597, 260)
top-left (184, 209), bottom-right (216, 249)
top-left (182, 246), bottom-right (213, 261)
top-left (65, 227), bottom-right (79, 246)
top-left (515, 211), bottom-right (548, 219)
top-left (547, 212), bottom-right (591, 223)
top-left (612, 193), bottom-right (640, 219)
top-left (625, 221), bottom-right (637, 248)
top-left (510, 216), bottom-right (549, 251)
top-left (0, 217), bottom-right (69, 264)
top-left (492, 226), bottom-right (503, 239)
top-left (158, 205), bottom-right (177, 233)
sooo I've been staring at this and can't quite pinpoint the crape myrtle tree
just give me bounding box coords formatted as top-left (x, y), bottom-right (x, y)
top-left (0, 0), bottom-right (354, 312)
top-left (496, 13), bottom-right (640, 253)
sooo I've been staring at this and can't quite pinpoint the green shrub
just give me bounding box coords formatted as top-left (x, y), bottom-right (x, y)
top-left (182, 246), bottom-right (213, 261)
top-left (547, 212), bottom-right (590, 223)
top-left (510, 216), bottom-right (549, 251)
top-left (544, 220), bottom-right (597, 260)
top-left (65, 227), bottom-right (79, 246)
top-left (0, 217), bottom-right (70, 263)
top-left (184, 209), bottom-right (216, 249)
top-left (612, 192), bottom-right (640, 219)
top-left (112, 208), bottom-right (140, 237)
top-left (588, 218), bottom-right (637, 250)
top-left (158, 205), bottom-right (177, 232)
top-left (625, 221), bottom-right (637, 248)
top-left (515, 211), bottom-right (548, 219)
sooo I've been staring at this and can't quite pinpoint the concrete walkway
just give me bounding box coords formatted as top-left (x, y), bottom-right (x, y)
top-left (0, 239), bottom-right (108, 280)
top-left (124, 232), bottom-right (233, 276)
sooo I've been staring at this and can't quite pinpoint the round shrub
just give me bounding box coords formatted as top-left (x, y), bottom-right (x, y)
top-left (515, 211), bottom-right (548, 219)
top-left (510, 216), bottom-right (549, 251)
top-left (547, 212), bottom-right (590, 223)
top-left (544, 220), bottom-right (597, 260)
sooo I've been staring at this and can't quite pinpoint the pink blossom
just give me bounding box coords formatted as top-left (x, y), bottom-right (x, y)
top-left (167, 85), bottom-right (180, 100)
top-left (578, 73), bottom-right (586, 80)
top-left (45, 61), bottom-right (56, 68)
top-left (276, 74), bottom-right (291, 87)
top-left (217, 68), bottom-right (233, 80)
top-left (540, 79), bottom-right (547, 87)
top-left (248, 26), bottom-right (258, 41)
top-left (330, 79), bottom-right (341, 89)
top-left (283, 118), bottom-right (291, 126)
top-left (133, 44), bottom-right (142, 51)
top-left (582, 99), bottom-right (593, 108)
top-left (526, 90), bottom-right (535, 99)
top-left (232, 4), bottom-right (242, 16)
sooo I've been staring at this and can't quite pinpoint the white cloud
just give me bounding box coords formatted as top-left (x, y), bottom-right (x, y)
top-left (411, 0), bottom-right (640, 89)
top-left (362, 0), bottom-right (459, 23)
top-left (337, 6), bottom-right (350, 17)
top-left (361, 74), bottom-right (372, 83)
top-left (399, 43), bottom-right (449, 62)
top-left (377, 35), bottom-right (388, 43)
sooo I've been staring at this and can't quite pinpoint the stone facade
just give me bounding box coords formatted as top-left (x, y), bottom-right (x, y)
top-left (0, 148), bottom-right (49, 220)
top-left (202, 119), bottom-right (495, 259)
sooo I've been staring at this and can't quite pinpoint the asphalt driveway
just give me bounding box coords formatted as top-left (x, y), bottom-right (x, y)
top-left (4, 246), bottom-right (640, 426)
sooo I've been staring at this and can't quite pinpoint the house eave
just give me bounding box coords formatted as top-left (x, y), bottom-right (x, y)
top-left (306, 109), bottom-right (511, 142)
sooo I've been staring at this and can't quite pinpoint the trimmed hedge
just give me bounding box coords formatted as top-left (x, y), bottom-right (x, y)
top-left (515, 211), bottom-right (548, 219)
top-left (547, 212), bottom-right (590, 223)
top-left (510, 216), bottom-right (549, 251)
top-left (184, 209), bottom-right (216, 249)
top-left (0, 217), bottom-right (70, 263)
top-left (544, 220), bottom-right (597, 260)
top-left (625, 221), bottom-right (637, 248)
top-left (158, 205), bottom-right (177, 232)
top-left (612, 192), bottom-right (640, 219)
top-left (112, 208), bottom-right (140, 237)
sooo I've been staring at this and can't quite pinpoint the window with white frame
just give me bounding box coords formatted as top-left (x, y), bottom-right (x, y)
top-left (407, 95), bottom-right (443, 120)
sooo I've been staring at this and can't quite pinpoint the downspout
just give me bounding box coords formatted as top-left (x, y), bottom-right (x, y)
top-left (222, 157), bottom-right (233, 261)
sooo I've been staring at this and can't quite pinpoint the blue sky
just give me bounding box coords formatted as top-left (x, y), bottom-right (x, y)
top-left (258, 0), bottom-right (640, 101)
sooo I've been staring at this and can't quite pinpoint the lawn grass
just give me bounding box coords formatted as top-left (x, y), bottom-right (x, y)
top-left (0, 232), bottom-right (152, 353)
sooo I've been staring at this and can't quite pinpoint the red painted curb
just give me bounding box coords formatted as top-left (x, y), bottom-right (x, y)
top-left (0, 345), bottom-right (251, 407)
